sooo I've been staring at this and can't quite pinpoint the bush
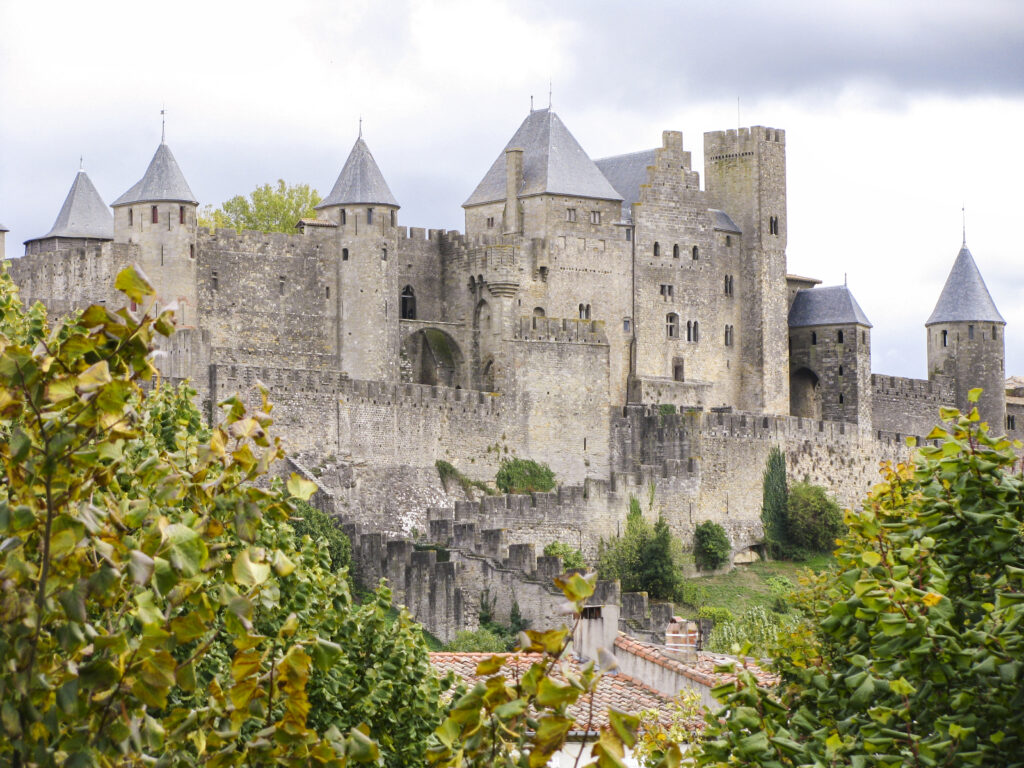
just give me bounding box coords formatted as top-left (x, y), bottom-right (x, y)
top-left (676, 580), bottom-right (709, 609)
top-left (597, 497), bottom-right (683, 600)
top-left (543, 540), bottom-right (586, 570)
top-left (290, 497), bottom-right (351, 572)
top-left (495, 457), bottom-right (556, 494)
top-left (697, 605), bottom-right (734, 625)
top-left (785, 481), bottom-right (844, 553)
top-left (706, 605), bottom-right (788, 658)
top-left (694, 520), bottom-right (731, 570)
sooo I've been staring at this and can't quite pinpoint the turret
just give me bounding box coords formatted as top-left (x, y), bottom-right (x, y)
top-left (111, 136), bottom-right (198, 325)
top-left (926, 243), bottom-right (1006, 430)
top-left (0, 223), bottom-right (8, 261)
top-left (316, 134), bottom-right (400, 381)
top-left (23, 168), bottom-right (113, 256)
top-left (788, 284), bottom-right (872, 426)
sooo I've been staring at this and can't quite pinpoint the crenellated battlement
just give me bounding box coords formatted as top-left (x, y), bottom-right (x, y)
top-left (513, 316), bottom-right (608, 345)
top-left (199, 226), bottom-right (329, 255)
top-left (871, 373), bottom-right (954, 402)
top-left (704, 125), bottom-right (786, 159)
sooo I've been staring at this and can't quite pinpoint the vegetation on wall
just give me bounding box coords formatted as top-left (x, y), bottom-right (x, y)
top-left (199, 179), bottom-right (322, 233)
top-left (543, 539), bottom-right (586, 570)
top-left (693, 397), bottom-right (1024, 766)
top-left (494, 457), bottom-right (556, 494)
top-left (444, 589), bottom-right (531, 652)
top-left (693, 520), bottom-right (731, 570)
top-left (597, 496), bottom-right (683, 600)
top-left (435, 458), bottom-right (495, 497)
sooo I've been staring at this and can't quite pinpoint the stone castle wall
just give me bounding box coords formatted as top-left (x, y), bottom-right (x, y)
top-left (871, 373), bottom-right (955, 437)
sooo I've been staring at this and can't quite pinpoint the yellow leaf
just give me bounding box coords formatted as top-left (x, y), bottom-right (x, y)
top-left (922, 592), bottom-right (943, 607)
top-left (286, 473), bottom-right (318, 501)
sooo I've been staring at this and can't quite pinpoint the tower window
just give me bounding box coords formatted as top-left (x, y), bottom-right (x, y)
top-left (692, 321), bottom-right (699, 342)
top-left (590, 211), bottom-right (600, 224)
top-left (839, 393), bottom-right (845, 404)
top-left (212, 270), bottom-right (218, 291)
top-left (942, 330), bottom-right (948, 347)
top-left (340, 209), bottom-right (346, 225)
top-left (666, 313), bottom-right (679, 339)
top-left (992, 325), bottom-right (997, 340)
top-left (1009, 415), bottom-right (1017, 430)
top-left (862, 331), bottom-right (867, 344)
top-left (342, 248), bottom-right (349, 261)
top-left (838, 365), bottom-right (844, 376)
top-left (566, 208), bottom-right (577, 222)
top-left (724, 325), bottom-right (734, 347)
top-left (811, 331), bottom-right (817, 345)
top-left (653, 242), bottom-right (660, 257)
top-left (837, 330), bottom-right (844, 344)
top-left (660, 284), bottom-right (673, 299)
top-left (390, 210), bottom-right (396, 226)
top-left (128, 208), bottom-right (134, 226)
top-left (768, 216), bottom-right (779, 235)
top-left (725, 235), bottom-right (732, 246)
top-left (623, 318), bottom-right (631, 333)
top-left (486, 216), bottom-right (494, 228)
top-left (326, 286), bottom-right (330, 299)
top-left (968, 324), bottom-right (975, 340)
top-left (189, 244), bottom-right (194, 259)
top-left (400, 285), bottom-right (416, 319)
top-left (366, 208), bottom-right (374, 224)
top-left (151, 205), bottom-right (159, 224)
top-left (692, 245), bottom-right (699, 260)
top-left (625, 228), bottom-right (632, 242)
top-left (724, 275), bottom-right (734, 296)
top-left (673, 244), bottom-right (680, 259)
top-left (279, 276), bottom-right (285, 296)
top-left (179, 205), bottom-right (185, 224)
top-left (578, 304), bottom-right (591, 320)
top-left (381, 247), bottom-right (387, 260)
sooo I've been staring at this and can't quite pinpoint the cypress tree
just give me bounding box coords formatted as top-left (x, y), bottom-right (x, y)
top-left (761, 446), bottom-right (788, 558)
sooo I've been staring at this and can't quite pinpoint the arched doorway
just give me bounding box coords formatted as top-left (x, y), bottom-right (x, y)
top-left (401, 328), bottom-right (463, 387)
top-left (400, 286), bottom-right (416, 319)
top-left (790, 367), bottom-right (822, 419)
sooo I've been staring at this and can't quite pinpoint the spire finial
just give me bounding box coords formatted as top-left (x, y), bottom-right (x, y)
top-left (358, 115), bottom-right (362, 139)
top-left (161, 107), bottom-right (166, 143)
top-left (530, 94), bottom-right (534, 112)
top-left (962, 203), bottom-right (966, 246)
top-left (79, 155), bottom-right (83, 171)
top-left (844, 272), bottom-right (848, 286)
top-left (548, 79), bottom-right (552, 109)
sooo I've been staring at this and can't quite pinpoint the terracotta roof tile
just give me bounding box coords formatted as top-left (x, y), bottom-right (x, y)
top-left (613, 634), bottom-right (779, 689)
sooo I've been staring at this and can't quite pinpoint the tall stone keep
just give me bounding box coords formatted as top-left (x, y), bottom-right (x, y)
top-left (704, 127), bottom-right (789, 415)
top-left (926, 243), bottom-right (1007, 430)
top-left (316, 135), bottom-right (401, 381)
top-left (111, 140), bottom-right (198, 326)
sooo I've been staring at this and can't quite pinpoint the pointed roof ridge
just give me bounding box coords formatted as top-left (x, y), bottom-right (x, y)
top-left (926, 243), bottom-right (1005, 325)
top-left (112, 142), bottom-right (197, 206)
top-left (464, 109), bottom-right (622, 207)
top-left (788, 284), bottom-right (872, 328)
top-left (28, 168), bottom-right (113, 242)
top-left (316, 136), bottom-right (399, 209)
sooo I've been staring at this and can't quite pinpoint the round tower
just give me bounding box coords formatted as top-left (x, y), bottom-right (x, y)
top-left (316, 134), bottom-right (401, 381)
top-left (111, 136), bottom-right (198, 326)
top-left (926, 243), bottom-right (1006, 430)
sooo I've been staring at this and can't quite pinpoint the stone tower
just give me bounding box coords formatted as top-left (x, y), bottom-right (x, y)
top-left (0, 223), bottom-right (7, 260)
top-left (111, 139), bottom-right (198, 326)
top-left (704, 127), bottom-right (789, 415)
top-left (316, 135), bottom-right (401, 381)
top-left (23, 168), bottom-right (113, 255)
top-left (788, 284), bottom-right (873, 426)
top-left (926, 242), bottom-right (1006, 430)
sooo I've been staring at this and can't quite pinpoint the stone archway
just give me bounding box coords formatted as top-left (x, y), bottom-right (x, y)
top-left (401, 328), bottom-right (464, 387)
top-left (790, 367), bottom-right (822, 419)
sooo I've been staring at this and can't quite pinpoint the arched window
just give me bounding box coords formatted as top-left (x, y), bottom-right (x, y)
top-left (666, 313), bottom-right (679, 339)
top-left (692, 321), bottom-right (699, 342)
top-left (128, 208), bottom-right (134, 226)
top-left (686, 320), bottom-right (692, 342)
top-left (579, 304), bottom-right (586, 319)
top-left (585, 304), bottom-right (592, 320)
top-left (941, 330), bottom-right (948, 347)
top-left (381, 247), bottom-right (387, 260)
top-left (673, 244), bottom-right (680, 259)
top-left (653, 242), bottom-right (660, 257)
top-left (837, 330), bottom-right (844, 344)
top-left (340, 209), bottom-right (346, 225)
top-left (692, 245), bottom-right (699, 260)
top-left (366, 207), bottom-right (374, 225)
top-left (400, 286), bottom-right (416, 319)
top-left (151, 205), bottom-right (159, 224)
top-left (533, 307), bottom-right (545, 317)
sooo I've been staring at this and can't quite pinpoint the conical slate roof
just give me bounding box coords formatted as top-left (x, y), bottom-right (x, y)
top-left (30, 170), bottom-right (113, 242)
top-left (788, 285), bottom-right (872, 328)
top-left (926, 244), bottom-right (1005, 325)
top-left (112, 143), bottom-right (197, 206)
top-left (317, 137), bottom-right (399, 209)
top-left (464, 108), bottom-right (622, 207)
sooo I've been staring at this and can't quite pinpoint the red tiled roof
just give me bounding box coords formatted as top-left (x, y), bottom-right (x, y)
top-left (430, 652), bottom-right (680, 730)
top-left (613, 634), bottom-right (779, 689)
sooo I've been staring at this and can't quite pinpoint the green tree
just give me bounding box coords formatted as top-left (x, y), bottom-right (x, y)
top-left (200, 179), bottom-right (322, 233)
top-left (785, 481), bottom-right (844, 554)
top-left (693, 398), bottom-right (1024, 767)
top-left (495, 457), bottom-right (556, 494)
top-left (0, 265), bottom-right (437, 766)
top-left (290, 497), bottom-right (352, 573)
top-left (543, 540), bottom-right (586, 570)
top-left (597, 497), bottom-right (682, 600)
top-left (693, 520), bottom-right (731, 570)
top-left (760, 446), bottom-right (788, 558)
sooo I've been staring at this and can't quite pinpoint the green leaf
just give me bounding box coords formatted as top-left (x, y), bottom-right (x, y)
top-left (162, 522), bottom-right (207, 576)
top-left (134, 590), bottom-right (164, 626)
top-left (232, 547), bottom-right (271, 587)
top-left (861, 550), bottom-right (881, 567)
top-left (607, 708), bottom-right (639, 749)
top-left (967, 387), bottom-right (982, 403)
top-left (286, 473), bottom-right (318, 501)
top-left (115, 264), bottom-right (156, 302)
top-left (77, 360), bottom-right (112, 392)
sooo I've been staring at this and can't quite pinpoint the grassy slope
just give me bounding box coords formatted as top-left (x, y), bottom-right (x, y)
top-left (677, 555), bottom-right (835, 616)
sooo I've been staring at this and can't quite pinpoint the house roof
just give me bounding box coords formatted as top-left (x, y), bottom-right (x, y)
top-left (317, 137), bottom-right (399, 209)
top-left (464, 108), bottom-right (622, 207)
top-left (594, 149), bottom-right (655, 221)
top-left (612, 634), bottom-right (779, 690)
top-left (926, 244), bottom-right (1005, 326)
top-left (788, 285), bottom-right (873, 328)
top-left (112, 143), bottom-right (197, 206)
top-left (430, 652), bottom-right (679, 730)
top-left (29, 170), bottom-right (113, 242)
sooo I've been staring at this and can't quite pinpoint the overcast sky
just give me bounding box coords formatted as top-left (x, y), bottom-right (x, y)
top-left (1, 0), bottom-right (1022, 380)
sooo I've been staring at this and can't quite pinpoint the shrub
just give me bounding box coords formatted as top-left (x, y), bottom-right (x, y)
top-left (785, 481), bottom-right (844, 553)
top-left (659, 403), bottom-right (677, 416)
top-left (444, 629), bottom-right (509, 653)
top-left (543, 540), bottom-right (586, 570)
top-left (706, 605), bottom-right (788, 658)
top-left (495, 457), bottom-right (556, 494)
top-left (697, 605), bottom-right (734, 625)
top-left (765, 574), bottom-right (795, 613)
top-left (676, 580), bottom-right (709, 609)
top-left (694, 520), bottom-right (731, 570)
top-left (597, 497), bottom-right (683, 600)
top-left (290, 497), bottom-right (352, 572)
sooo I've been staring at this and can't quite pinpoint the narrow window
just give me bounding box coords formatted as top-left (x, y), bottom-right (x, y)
top-left (212, 270), bottom-right (218, 291)
top-left (590, 210), bottom-right (600, 224)
top-left (724, 326), bottom-right (729, 346)
top-left (839, 393), bottom-right (845, 404)
top-left (189, 244), bottom-right (195, 259)
top-left (179, 205), bottom-right (185, 224)
top-left (725, 235), bottom-right (732, 247)
top-left (660, 284), bottom-right (673, 299)
top-left (151, 205), bottom-right (159, 224)
top-left (838, 365), bottom-right (844, 376)
top-left (837, 330), bottom-right (844, 344)
top-left (941, 330), bottom-right (948, 347)
top-left (366, 207), bottom-right (374, 224)
top-left (968, 324), bottom-right (975, 340)
top-left (666, 313), bottom-right (679, 339)
top-left (390, 209), bottom-right (395, 226)
top-left (992, 325), bottom-right (997, 340)
top-left (686, 320), bottom-right (692, 342)
top-left (625, 228), bottom-right (632, 242)
top-left (653, 242), bottom-right (660, 257)
top-left (673, 244), bottom-right (680, 259)
top-left (623, 318), bottom-right (631, 332)
top-left (692, 245), bottom-right (699, 260)
top-left (585, 304), bottom-right (592, 319)
top-left (673, 359), bottom-right (685, 381)
top-left (693, 321), bottom-right (699, 342)
top-left (128, 208), bottom-right (134, 226)
top-left (486, 216), bottom-right (494, 228)
top-left (566, 208), bottom-right (577, 222)
top-left (382, 247), bottom-right (387, 260)
top-left (579, 304), bottom-right (586, 319)
top-left (862, 331), bottom-right (866, 344)
top-left (400, 286), bottom-right (416, 319)
top-left (340, 209), bottom-right (346, 225)
top-left (326, 286), bottom-right (330, 299)
top-left (279, 276), bottom-right (285, 296)
top-left (811, 331), bottom-right (817, 345)
top-left (342, 248), bottom-right (349, 261)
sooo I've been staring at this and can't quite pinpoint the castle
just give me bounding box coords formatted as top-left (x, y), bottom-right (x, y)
top-left (4, 108), bottom-right (1022, 581)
